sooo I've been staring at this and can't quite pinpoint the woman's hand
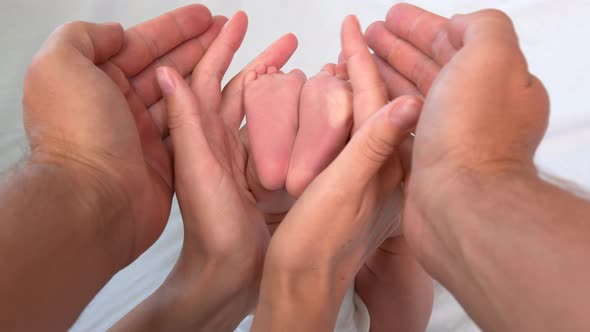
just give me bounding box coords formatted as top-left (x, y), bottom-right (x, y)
top-left (112, 12), bottom-right (300, 332)
top-left (251, 16), bottom-right (422, 332)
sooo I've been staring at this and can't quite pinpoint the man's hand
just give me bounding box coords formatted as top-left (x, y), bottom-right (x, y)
top-left (367, 5), bottom-right (590, 331)
top-left (23, 4), bottom-right (223, 266)
top-left (366, 3), bottom-right (549, 274)
top-left (0, 6), bottom-right (222, 331)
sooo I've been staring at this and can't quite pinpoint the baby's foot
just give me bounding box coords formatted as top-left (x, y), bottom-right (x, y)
top-left (244, 65), bottom-right (307, 191)
top-left (286, 63), bottom-right (353, 197)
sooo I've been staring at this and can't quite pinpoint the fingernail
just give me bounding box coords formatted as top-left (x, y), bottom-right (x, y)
top-left (156, 67), bottom-right (176, 96)
top-left (389, 98), bottom-right (422, 130)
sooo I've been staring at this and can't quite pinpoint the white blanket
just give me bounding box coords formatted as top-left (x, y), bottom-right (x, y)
top-left (1, 1), bottom-right (589, 331)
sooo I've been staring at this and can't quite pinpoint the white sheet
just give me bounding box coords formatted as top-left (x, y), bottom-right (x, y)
top-left (1, 1), bottom-right (589, 331)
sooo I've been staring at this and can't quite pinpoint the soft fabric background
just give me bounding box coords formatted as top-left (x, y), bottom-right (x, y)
top-left (1, 0), bottom-right (589, 331)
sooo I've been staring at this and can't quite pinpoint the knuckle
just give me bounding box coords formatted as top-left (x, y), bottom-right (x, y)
top-left (167, 104), bottom-right (201, 133)
top-left (166, 108), bottom-right (187, 132)
top-left (485, 43), bottom-right (528, 80)
top-left (53, 21), bottom-right (95, 56)
top-left (363, 131), bottom-right (394, 164)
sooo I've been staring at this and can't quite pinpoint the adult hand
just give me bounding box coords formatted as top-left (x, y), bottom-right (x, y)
top-left (366, 3), bottom-right (548, 275)
top-left (113, 12), bottom-right (300, 332)
top-left (364, 5), bottom-right (590, 332)
top-left (251, 16), bottom-right (422, 331)
top-left (23, 5), bottom-right (224, 266)
top-left (6, 5), bottom-right (222, 330)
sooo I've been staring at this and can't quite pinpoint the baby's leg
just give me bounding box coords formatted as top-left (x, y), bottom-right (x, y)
top-left (286, 64), bottom-right (353, 197)
top-left (244, 65), bottom-right (307, 190)
top-left (356, 236), bottom-right (434, 332)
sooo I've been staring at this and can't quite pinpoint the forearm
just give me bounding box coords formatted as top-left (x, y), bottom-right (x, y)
top-left (0, 159), bottom-right (128, 331)
top-left (419, 170), bottom-right (590, 331)
top-left (111, 253), bottom-right (258, 332)
top-left (251, 255), bottom-right (352, 332)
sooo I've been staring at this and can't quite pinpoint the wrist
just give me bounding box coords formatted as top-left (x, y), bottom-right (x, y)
top-left (406, 160), bottom-right (590, 331)
top-left (114, 259), bottom-right (258, 332)
top-left (27, 149), bottom-right (134, 273)
top-left (0, 156), bottom-right (131, 330)
top-left (405, 160), bottom-right (541, 277)
top-left (252, 249), bottom-right (352, 331)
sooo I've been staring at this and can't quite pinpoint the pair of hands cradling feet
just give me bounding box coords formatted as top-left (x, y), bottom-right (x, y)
top-left (243, 12), bottom-right (434, 332)
top-left (248, 16), bottom-right (427, 332)
top-left (113, 12), bottom-right (300, 331)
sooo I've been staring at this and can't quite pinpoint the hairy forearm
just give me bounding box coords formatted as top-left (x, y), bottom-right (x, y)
top-left (0, 160), bottom-right (127, 331)
top-left (420, 170), bottom-right (590, 331)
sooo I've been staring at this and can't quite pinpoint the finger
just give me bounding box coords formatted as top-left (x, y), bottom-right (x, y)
top-left (148, 75), bottom-right (193, 138)
top-left (334, 96), bottom-right (422, 186)
top-left (335, 62), bottom-right (349, 80)
top-left (448, 10), bottom-right (530, 84)
top-left (98, 59), bottom-right (174, 188)
top-left (220, 33), bottom-right (299, 130)
top-left (111, 4), bottom-right (213, 77)
top-left (319, 63), bottom-right (336, 75)
top-left (365, 21), bottom-right (439, 94)
top-left (341, 15), bottom-right (389, 131)
top-left (130, 16), bottom-right (227, 108)
top-left (156, 66), bottom-right (216, 183)
top-left (449, 10), bottom-right (520, 49)
top-left (373, 54), bottom-right (421, 99)
top-left (338, 52), bottom-right (346, 65)
top-left (192, 11), bottom-right (248, 112)
top-left (49, 21), bottom-right (124, 64)
top-left (384, 3), bottom-right (456, 65)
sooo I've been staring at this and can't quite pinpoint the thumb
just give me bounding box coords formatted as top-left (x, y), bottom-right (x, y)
top-left (49, 21), bottom-right (124, 64)
top-left (335, 96), bottom-right (422, 185)
top-left (156, 66), bottom-right (215, 186)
